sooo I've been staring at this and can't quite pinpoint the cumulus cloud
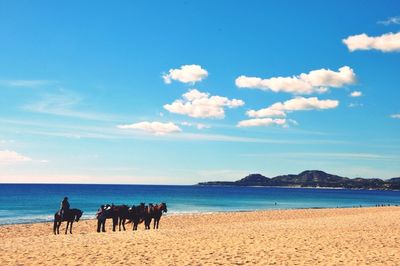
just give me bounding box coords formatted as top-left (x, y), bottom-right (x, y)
top-left (162, 65), bottom-right (208, 84)
top-left (378, 16), bottom-right (400, 26)
top-left (235, 66), bottom-right (356, 94)
top-left (391, 114), bottom-right (400, 119)
top-left (343, 32), bottom-right (400, 52)
top-left (237, 118), bottom-right (287, 127)
top-left (164, 89), bottom-right (244, 119)
top-left (247, 97), bottom-right (339, 118)
top-left (117, 121), bottom-right (182, 135)
top-left (350, 91), bottom-right (362, 97)
top-left (0, 150), bottom-right (32, 164)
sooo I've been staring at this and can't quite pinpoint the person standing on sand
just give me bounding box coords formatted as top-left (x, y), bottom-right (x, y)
top-left (60, 196), bottom-right (70, 220)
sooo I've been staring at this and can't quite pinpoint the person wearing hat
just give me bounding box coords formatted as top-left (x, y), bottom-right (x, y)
top-left (60, 196), bottom-right (70, 220)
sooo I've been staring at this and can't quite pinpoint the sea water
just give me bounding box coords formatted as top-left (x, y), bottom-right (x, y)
top-left (1, 184), bottom-right (400, 225)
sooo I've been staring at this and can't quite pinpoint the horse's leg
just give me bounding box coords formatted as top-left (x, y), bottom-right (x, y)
top-left (112, 217), bottom-right (117, 232)
top-left (102, 220), bottom-right (106, 232)
top-left (118, 217), bottom-right (122, 231)
top-left (97, 219), bottom-right (101, 233)
top-left (153, 218), bottom-right (156, 229)
top-left (53, 219), bottom-right (57, 235)
top-left (65, 221), bottom-right (69, 234)
top-left (57, 221), bottom-right (61, 234)
top-left (122, 218), bottom-right (126, 231)
top-left (156, 218), bottom-right (159, 229)
top-left (70, 221), bottom-right (73, 234)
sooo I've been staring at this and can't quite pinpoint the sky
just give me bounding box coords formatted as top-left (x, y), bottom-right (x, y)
top-left (0, 0), bottom-right (400, 184)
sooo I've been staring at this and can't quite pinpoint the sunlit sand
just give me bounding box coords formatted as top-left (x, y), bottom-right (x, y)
top-left (1, 206), bottom-right (399, 265)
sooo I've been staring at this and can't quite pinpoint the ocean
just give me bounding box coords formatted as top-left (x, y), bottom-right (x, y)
top-left (1, 184), bottom-right (400, 225)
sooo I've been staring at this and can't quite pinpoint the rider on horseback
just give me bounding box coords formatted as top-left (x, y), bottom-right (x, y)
top-left (60, 196), bottom-right (70, 219)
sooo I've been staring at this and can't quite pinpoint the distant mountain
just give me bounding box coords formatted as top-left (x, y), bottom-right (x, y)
top-left (197, 170), bottom-right (400, 190)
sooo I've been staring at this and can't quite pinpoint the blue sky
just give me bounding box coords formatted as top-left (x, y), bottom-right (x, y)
top-left (1, 0), bottom-right (400, 184)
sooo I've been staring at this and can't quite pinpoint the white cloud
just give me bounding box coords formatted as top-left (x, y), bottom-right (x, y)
top-left (247, 97), bottom-right (339, 118)
top-left (117, 121), bottom-right (182, 135)
top-left (237, 118), bottom-right (287, 127)
top-left (0, 150), bottom-right (32, 164)
top-left (343, 32), bottom-right (400, 52)
top-left (350, 91), bottom-right (362, 97)
top-left (164, 89), bottom-right (244, 119)
top-left (391, 114), bottom-right (400, 119)
top-left (162, 65), bottom-right (208, 84)
top-left (235, 66), bottom-right (356, 94)
top-left (378, 16), bottom-right (400, 25)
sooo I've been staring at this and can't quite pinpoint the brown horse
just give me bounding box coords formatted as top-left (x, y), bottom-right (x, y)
top-left (152, 203), bottom-right (167, 229)
top-left (53, 208), bottom-right (83, 235)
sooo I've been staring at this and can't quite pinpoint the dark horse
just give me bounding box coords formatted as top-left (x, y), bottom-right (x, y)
top-left (127, 203), bottom-right (146, 231)
top-left (152, 203), bottom-right (167, 229)
top-left (96, 204), bottom-right (128, 232)
top-left (144, 204), bottom-right (154, 230)
top-left (53, 208), bottom-right (83, 235)
top-left (116, 205), bottom-right (130, 231)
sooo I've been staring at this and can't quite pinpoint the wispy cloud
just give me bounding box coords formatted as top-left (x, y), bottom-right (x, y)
top-left (0, 150), bottom-right (32, 164)
top-left (378, 16), bottom-right (400, 26)
top-left (348, 102), bottom-right (363, 108)
top-left (350, 91), bottom-right (362, 97)
top-left (118, 121), bottom-right (182, 135)
top-left (237, 118), bottom-right (288, 128)
top-left (0, 118), bottom-right (348, 145)
top-left (180, 121), bottom-right (211, 130)
top-left (343, 32), bottom-right (400, 52)
top-left (391, 114), bottom-right (400, 119)
top-left (0, 79), bottom-right (54, 88)
top-left (22, 89), bottom-right (118, 121)
top-left (240, 152), bottom-right (399, 161)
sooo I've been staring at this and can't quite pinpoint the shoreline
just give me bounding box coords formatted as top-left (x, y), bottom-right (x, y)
top-left (1, 204), bottom-right (396, 227)
top-left (1, 206), bottom-right (400, 265)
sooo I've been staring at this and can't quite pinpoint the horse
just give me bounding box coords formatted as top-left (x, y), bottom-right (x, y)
top-left (152, 203), bottom-right (167, 229)
top-left (127, 203), bottom-right (146, 231)
top-left (144, 204), bottom-right (154, 230)
top-left (96, 204), bottom-right (119, 233)
top-left (53, 208), bottom-right (83, 235)
top-left (116, 204), bottom-right (130, 231)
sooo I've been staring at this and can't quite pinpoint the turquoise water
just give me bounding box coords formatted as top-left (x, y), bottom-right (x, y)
top-left (1, 184), bottom-right (400, 225)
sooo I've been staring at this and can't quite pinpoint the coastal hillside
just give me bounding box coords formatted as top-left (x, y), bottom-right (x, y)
top-left (198, 170), bottom-right (400, 190)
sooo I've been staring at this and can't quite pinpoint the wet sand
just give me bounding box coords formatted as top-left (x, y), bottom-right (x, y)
top-left (1, 207), bottom-right (400, 265)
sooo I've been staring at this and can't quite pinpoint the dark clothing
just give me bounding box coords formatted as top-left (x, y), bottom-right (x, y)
top-left (60, 199), bottom-right (70, 219)
top-left (61, 199), bottom-right (70, 210)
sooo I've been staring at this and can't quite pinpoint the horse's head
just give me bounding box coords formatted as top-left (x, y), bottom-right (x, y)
top-left (75, 210), bottom-right (83, 222)
top-left (161, 202), bottom-right (167, 213)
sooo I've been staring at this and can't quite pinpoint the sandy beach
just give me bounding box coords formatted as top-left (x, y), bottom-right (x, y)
top-left (1, 207), bottom-right (399, 265)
